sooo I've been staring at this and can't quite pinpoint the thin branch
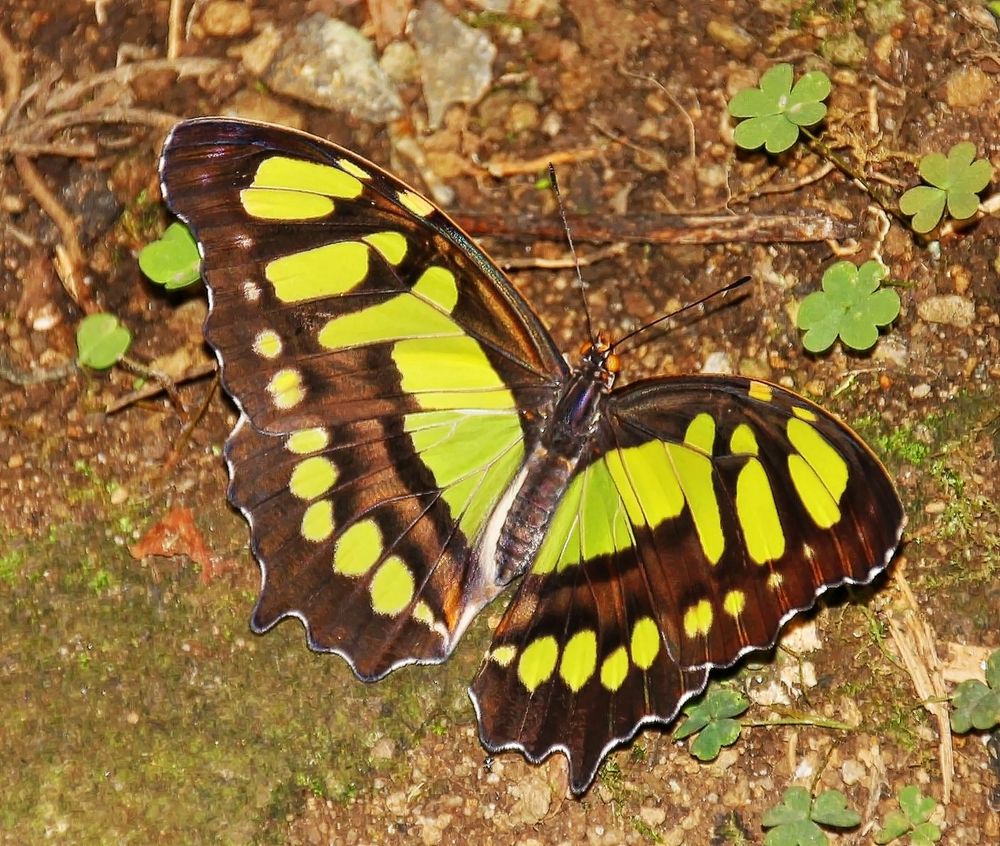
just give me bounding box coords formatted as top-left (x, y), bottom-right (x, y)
top-left (620, 67), bottom-right (697, 186)
top-left (168, 0), bottom-right (185, 60)
top-left (485, 147), bottom-right (602, 178)
top-left (0, 25), bottom-right (23, 128)
top-left (119, 355), bottom-right (188, 414)
top-left (0, 353), bottom-right (78, 385)
top-left (44, 57), bottom-right (224, 113)
top-left (13, 153), bottom-right (90, 311)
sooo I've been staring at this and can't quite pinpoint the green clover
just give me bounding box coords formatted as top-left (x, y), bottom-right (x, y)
top-left (797, 260), bottom-right (900, 353)
top-left (729, 64), bottom-right (831, 153)
top-left (138, 221), bottom-right (202, 290)
top-left (950, 647), bottom-right (1000, 733)
top-left (762, 787), bottom-right (860, 846)
top-left (672, 686), bottom-right (749, 761)
top-left (899, 142), bottom-right (993, 233)
top-left (77, 313), bottom-right (132, 370)
top-left (875, 785), bottom-right (941, 845)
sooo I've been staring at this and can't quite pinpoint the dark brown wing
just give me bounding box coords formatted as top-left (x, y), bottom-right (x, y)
top-left (471, 374), bottom-right (903, 792)
top-left (160, 118), bottom-right (567, 677)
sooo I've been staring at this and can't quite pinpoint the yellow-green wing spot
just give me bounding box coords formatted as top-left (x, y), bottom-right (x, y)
top-left (559, 629), bottom-right (598, 692)
top-left (791, 405), bottom-right (818, 422)
top-left (723, 589), bottom-right (746, 618)
top-left (288, 456), bottom-right (338, 500)
top-left (489, 645), bottom-right (517, 667)
top-left (729, 423), bottom-right (758, 456)
top-left (317, 264), bottom-right (462, 350)
top-left (788, 455), bottom-right (841, 528)
top-left (787, 417), bottom-right (848, 500)
top-left (301, 500), bottom-right (334, 542)
top-left (411, 266), bottom-right (458, 311)
top-left (336, 158), bottom-right (372, 181)
top-left (253, 156), bottom-right (364, 199)
top-left (604, 440), bottom-right (685, 527)
top-left (518, 636), bottom-right (559, 692)
top-left (735, 456), bottom-right (785, 564)
top-left (579, 462), bottom-right (632, 561)
top-left (286, 428), bottom-right (330, 455)
top-left (369, 555), bottom-right (415, 616)
top-left (252, 329), bottom-right (283, 359)
top-left (748, 380), bottom-right (773, 402)
top-left (533, 458), bottom-right (633, 574)
top-left (786, 417), bottom-right (849, 528)
top-left (265, 241), bottom-right (370, 303)
top-left (630, 616), bottom-right (661, 670)
top-left (665, 440), bottom-right (724, 565)
top-left (362, 231), bottom-right (408, 266)
top-left (393, 336), bottom-right (516, 411)
top-left (333, 518), bottom-right (383, 577)
top-left (683, 599), bottom-right (713, 640)
top-left (397, 189), bottom-right (434, 217)
top-left (599, 646), bottom-right (629, 692)
top-left (241, 187), bottom-right (334, 220)
top-left (319, 292), bottom-right (461, 350)
top-left (412, 600), bottom-right (435, 628)
top-left (684, 412), bottom-right (716, 454)
top-left (266, 368), bottom-right (305, 409)
top-left (404, 410), bottom-right (524, 540)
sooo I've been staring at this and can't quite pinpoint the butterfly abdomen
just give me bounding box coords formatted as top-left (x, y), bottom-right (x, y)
top-left (494, 357), bottom-right (611, 585)
top-left (494, 446), bottom-right (580, 585)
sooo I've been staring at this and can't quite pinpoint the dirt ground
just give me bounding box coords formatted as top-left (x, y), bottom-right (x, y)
top-left (1, 1), bottom-right (998, 844)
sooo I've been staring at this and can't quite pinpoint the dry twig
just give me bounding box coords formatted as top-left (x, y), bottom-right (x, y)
top-left (886, 563), bottom-right (955, 804)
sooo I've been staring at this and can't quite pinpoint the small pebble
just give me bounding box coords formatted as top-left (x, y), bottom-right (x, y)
top-left (639, 804), bottom-right (667, 826)
top-left (201, 0), bottom-right (253, 39)
top-left (944, 65), bottom-right (996, 109)
top-left (917, 294), bottom-right (975, 328)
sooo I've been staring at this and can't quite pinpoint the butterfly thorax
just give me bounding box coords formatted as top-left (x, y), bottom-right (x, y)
top-left (492, 342), bottom-right (618, 586)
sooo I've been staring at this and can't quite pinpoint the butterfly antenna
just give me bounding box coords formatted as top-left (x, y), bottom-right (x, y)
top-left (610, 276), bottom-right (751, 355)
top-left (548, 163), bottom-right (595, 342)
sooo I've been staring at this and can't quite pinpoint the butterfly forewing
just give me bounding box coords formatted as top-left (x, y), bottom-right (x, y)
top-left (160, 118), bottom-right (565, 678)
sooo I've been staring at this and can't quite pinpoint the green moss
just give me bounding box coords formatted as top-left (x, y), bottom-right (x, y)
top-left (0, 493), bottom-right (477, 843)
top-left (631, 814), bottom-right (664, 843)
top-left (871, 424), bottom-right (933, 466)
top-left (0, 547), bottom-right (25, 583)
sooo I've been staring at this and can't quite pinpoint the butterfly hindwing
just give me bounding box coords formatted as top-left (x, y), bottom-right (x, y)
top-left (471, 375), bottom-right (903, 792)
top-left (160, 118), bottom-right (566, 676)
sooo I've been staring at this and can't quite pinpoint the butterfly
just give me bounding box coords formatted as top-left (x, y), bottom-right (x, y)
top-left (159, 117), bottom-right (905, 794)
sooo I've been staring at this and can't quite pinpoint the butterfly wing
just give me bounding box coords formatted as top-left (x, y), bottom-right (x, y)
top-left (470, 375), bottom-right (903, 792)
top-left (160, 118), bottom-right (569, 678)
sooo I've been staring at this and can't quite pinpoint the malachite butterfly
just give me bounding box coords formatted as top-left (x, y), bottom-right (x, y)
top-left (159, 117), bottom-right (905, 794)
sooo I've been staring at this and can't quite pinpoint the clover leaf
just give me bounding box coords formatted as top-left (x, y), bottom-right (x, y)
top-left (875, 785), bottom-right (941, 845)
top-left (139, 221), bottom-right (202, 290)
top-left (77, 313), bottom-right (132, 370)
top-left (797, 260), bottom-right (900, 353)
top-left (729, 64), bottom-right (831, 154)
top-left (950, 648), bottom-right (1000, 733)
top-left (762, 787), bottom-right (860, 846)
top-left (899, 142), bottom-right (994, 233)
top-left (672, 687), bottom-right (749, 761)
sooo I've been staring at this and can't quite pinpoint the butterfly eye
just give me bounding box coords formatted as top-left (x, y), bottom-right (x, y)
top-left (579, 340), bottom-right (593, 356)
top-left (606, 353), bottom-right (621, 374)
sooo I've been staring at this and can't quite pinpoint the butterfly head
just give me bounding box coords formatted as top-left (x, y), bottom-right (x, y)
top-left (578, 331), bottom-right (620, 391)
